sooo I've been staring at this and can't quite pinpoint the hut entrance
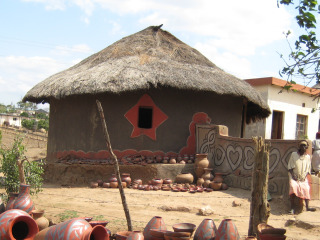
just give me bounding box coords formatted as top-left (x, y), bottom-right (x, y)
top-left (138, 106), bottom-right (153, 129)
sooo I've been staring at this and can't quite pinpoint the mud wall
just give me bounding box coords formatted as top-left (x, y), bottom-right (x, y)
top-left (196, 124), bottom-right (311, 198)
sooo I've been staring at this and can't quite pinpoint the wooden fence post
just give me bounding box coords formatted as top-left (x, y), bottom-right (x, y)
top-left (248, 137), bottom-right (271, 237)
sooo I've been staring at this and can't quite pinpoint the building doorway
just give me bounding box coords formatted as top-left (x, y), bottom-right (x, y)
top-left (271, 111), bottom-right (284, 139)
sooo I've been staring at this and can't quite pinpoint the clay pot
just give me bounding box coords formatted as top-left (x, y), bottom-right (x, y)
top-left (138, 185), bottom-right (145, 190)
top-left (132, 184), bottom-right (138, 189)
top-left (169, 158), bottom-right (177, 164)
top-left (5, 192), bottom-right (19, 211)
top-left (193, 218), bottom-right (217, 240)
top-left (203, 180), bottom-right (211, 188)
top-left (195, 167), bottom-right (205, 178)
top-left (213, 173), bottom-right (224, 183)
top-left (109, 174), bottom-right (118, 182)
top-left (127, 231), bottom-right (144, 240)
top-left (110, 182), bottom-right (118, 188)
top-left (34, 218), bottom-right (108, 240)
top-left (151, 178), bottom-right (163, 187)
top-left (121, 182), bottom-right (127, 188)
top-left (195, 154), bottom-right (209, 169)
top-left (197, 178), bottom-right (205, 187)
top-left (31, 209), bottom-right (49, 231)
top-left (216, 219), bottom-right (240, 240)
top-left (133, 179), bottom-right (143, 185)
top-left (143, 216), bottom-right (167, 240)
top-left (202, 168), bottom-right (213, 181)
top-left (210, 182), bottom-right (222, 191)
top-left (13, 184), bottom-right (35, 214)
top-left (175, 173), bottom-right (194, 184)
top-left (90, 182), bottom-right (99, 188)
top-left (163, 178), bottom-right (172, 185)
top-left (180, 160), bottom-right (186, 164)
top-left (0, 198), bottom-right (4, 214)
top-left (172, 223), bottom-right (196, 236)
top-left (221, 183), bottom-right (229, 190)
top-left (121, 173), bottom-right (132, 186)
top-left (103, 182), bottom-right (111, 188)
top-left (97, 179), bottom-right (103, 187)
top-left (116, 231), bottom-right (133, 240)
top-left (0, 209), bottom-right (39, 240)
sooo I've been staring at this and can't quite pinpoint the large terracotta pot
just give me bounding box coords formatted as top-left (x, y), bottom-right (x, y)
top-left (193, 218), bottom-right (217, 240)
top-left (31, 209), bottom-right (49, 231)
top-left (143, 216), bottom-right (167, 240)
top-left (5, 192), bottom-right (19, 211)
top-left (210, 182), bottom-right (222, 191)
top-left (0, 209), bottom-right (39, 240)
top-left (109, 174), bottom-right (118, 183)
top-left (127, 231), bottom-right (144, 240)
top-left (13, 184), bottom-right (35, 214)
top-left (195, 167), bottom-right (205, 178)
top-left (116, 231), bottom-right (133, 240)
top-left (216, 219), bottom-right (240, 240)
top-left (175, 173), bottom-right (194, 184)
top-left (121, 173), bottom-right (132, 187)
top-left (197, 178), bottom-right (205, 187)
top-left (195, 154), bottom-right (209, 169)
top-left (34, 218), bottom-right (108, 240)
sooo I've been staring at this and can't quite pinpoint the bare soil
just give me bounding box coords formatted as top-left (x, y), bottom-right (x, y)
top-left (1, 127), bottom-right (320, 240)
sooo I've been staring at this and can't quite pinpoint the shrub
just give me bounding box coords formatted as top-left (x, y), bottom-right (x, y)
top-left (0, 132), bottom-right (44, 197)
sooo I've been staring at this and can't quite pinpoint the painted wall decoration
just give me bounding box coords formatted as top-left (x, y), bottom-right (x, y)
top-left (124, 94), bottom-right (168, 140)
top-left (196, 124), bottom-right (307, 196)
top-left (55, 112), bottom-right (211, 163)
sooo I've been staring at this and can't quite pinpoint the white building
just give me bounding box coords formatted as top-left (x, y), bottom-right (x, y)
top-left (0, 113), bottom-right (23, 128)
top-left (244, 77), bottom-right (320, 140)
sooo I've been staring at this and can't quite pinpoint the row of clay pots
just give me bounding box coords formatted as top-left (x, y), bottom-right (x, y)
top-left (196, 178), bottom-right (229, 191)
top-left (140, 216), bottom-right (242, 240)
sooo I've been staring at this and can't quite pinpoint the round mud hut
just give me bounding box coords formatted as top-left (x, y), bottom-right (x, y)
top-left (23, 26), bottom-right (270, 184)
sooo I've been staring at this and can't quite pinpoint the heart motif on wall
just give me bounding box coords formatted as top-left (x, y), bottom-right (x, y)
top-left (226, 145), bottom-right (243, 171)
top-left (269, 148), bottom-right (281, 173)
top-left (214, 145), bottom-right (225, 166)
top-left (243, 146), bottom-right (255, 170)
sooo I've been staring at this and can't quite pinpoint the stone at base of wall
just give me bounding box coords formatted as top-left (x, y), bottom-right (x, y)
top-left (44, 163), bottom-right (195, 186)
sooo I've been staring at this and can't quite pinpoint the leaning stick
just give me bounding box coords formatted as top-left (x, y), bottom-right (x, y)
top-left (96, 100), bottom-right (133, 231)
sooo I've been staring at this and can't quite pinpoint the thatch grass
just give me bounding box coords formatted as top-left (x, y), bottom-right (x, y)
top-left (23, 26), bottom-right (270, 122)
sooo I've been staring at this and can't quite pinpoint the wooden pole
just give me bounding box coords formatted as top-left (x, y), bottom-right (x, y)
top-left (248, 137), bottom-right (271, 237)
top-left (96, 100), bottom-right (133, 231)
top-left (17, 158), bottom-right (27, 184)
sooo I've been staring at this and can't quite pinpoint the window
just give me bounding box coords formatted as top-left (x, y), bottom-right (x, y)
top-left (13, 118), bottom-right (17, 121)
top-left (138, 107), bottom-right (153, 129)
top-left (296, 114), bottom-right (308, 139)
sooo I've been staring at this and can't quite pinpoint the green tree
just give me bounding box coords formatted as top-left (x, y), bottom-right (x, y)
top-left (20, 112), bottom-right (29, 117)
top-left (0, 103), bottom-right (6, 113)
top-left (22, 119), bottom-right (36, 130)
top-left (37, 119), bottom-right (49, 131)
top-left (35, 112), bottom-right (48, 120)
top-left (0, 131), bottom-right (44, 196)
top-left (279, 0), bottom-right (320, 87)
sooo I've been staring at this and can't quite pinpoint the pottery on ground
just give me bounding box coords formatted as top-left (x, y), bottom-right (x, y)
top-left (31, 209), bottom-right (49, 231)
top-left (13, 184), bottom-right (35, 214)
top-left (216, 219), bottom-right (240, 240)
top-left (210, 182), bottom-right (222, 191)
top-left (127, 231), bottom-right (144, 240)
top-left (34, 218), bottom-right (108, 240)
top-left (0, 209), bottom-right (39, 240)
top-left (110, 182), bottom-right (119, 188)
top-left (133, 179), bottom-right (143, 185)
top-left (213, 173), bottom-right (224, 183)
top-left (103, 182), bottom-right (111, 188)
top-left (121, 173), bottom-right (132, 187)
top-left (90, 182), bottom-right (99, 188)
top-left (175, 173), bottom-right (194, 184)
top-left (172, 223), bottom-right (196, 236)
top-left (5, 192), bottom-right (19, 211)
top-left (151, 179), bottom-right (163, 187)
top-left (195, 154), bottom-right (209, 169)
top-left (193, 218), bottom-right (217, 240)
top-left (116, 231), bottom-right (133, 240)
top-left (109, 174), bottom-right (118, 183)
top-left (201, 168), bottom-right (213, 181)
top-left (197, 178), bottom-right (204, 187)
top-left (163, 179), bottom-right (172, 185)
top-left (195, 167), bottom-right (205, 179)
top-left (143, 216), bottom-right (167, 240)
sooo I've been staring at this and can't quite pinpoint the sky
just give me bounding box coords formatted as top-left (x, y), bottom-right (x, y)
top-left (0, 0), bottom-right (307, 108)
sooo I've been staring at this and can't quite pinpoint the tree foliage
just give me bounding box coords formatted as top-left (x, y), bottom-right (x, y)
top-left (279, 0), bottom-right (320, 87)
top-left (0, 131), bottom-right (44, 196)
top-left (22, 119), bottom-right (36, 130)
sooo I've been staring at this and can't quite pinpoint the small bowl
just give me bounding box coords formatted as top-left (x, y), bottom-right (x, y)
top-left (172, 223), bottom-right (196, 236)
top-left (115, 231), bottom-right (133, 240)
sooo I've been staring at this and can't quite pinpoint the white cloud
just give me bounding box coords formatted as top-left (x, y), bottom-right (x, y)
top-left (195, 42), bottom-right (252, 78)
top-left (52, 44), bottom-right (93, 56)
top-left (0, 56), bottom-right (67, 98)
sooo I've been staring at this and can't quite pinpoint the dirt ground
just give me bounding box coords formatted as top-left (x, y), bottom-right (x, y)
top-left (1, 128), bottom-right (320, 240)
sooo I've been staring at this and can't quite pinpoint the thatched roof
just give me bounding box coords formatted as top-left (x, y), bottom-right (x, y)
top-left (23, 25), bottom-right (270, 122)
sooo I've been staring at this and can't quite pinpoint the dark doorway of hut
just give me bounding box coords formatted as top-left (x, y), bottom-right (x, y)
top-left (96, 100), bottom-right (133, 231)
